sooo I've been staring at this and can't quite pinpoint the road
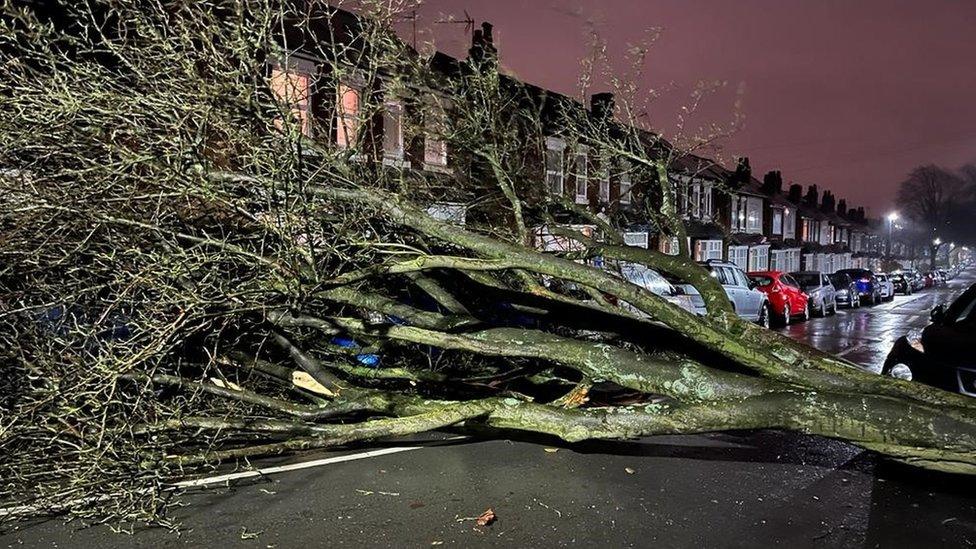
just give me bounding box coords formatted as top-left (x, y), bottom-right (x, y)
top-left (4, 271), bottom-right (975, 548)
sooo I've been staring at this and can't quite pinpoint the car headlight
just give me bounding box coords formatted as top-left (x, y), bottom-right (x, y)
top-left (906, 328), bottom-right (925, 353)
top-left (889, 363), bottom-right (913, 381)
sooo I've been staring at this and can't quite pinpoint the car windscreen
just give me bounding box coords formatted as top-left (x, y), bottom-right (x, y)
top-left (620, 263), bottom-right (674, 296)
top-left (947, 287), bottom-right (976, 324)
top-left (748, 275), bottom-right (773, 287)
top-left (792, 273), bottom-right (820, 288)
top-left (829, 274), bottom-right (850, 288)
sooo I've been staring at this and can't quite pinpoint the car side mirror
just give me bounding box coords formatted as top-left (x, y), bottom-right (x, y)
top-left (931, 304), bottom-right (946, 323)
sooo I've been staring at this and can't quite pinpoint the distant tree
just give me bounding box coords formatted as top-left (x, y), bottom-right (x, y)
top-left (896, 165), bottom-right (966, 268)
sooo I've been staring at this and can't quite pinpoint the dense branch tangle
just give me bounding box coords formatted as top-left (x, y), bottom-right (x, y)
top-left (1, 0), bottom-right (975, 524)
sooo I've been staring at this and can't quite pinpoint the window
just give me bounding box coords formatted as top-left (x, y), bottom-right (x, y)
top-left (659, 236), bottom-right (679, 255)
top-left (731, 195), bottom-right (749, 232)
top-left (623, 231), bottom-right (648, 248)
top-left (772, 209), bottom-right (783, 235)
top-left (599, 177), bottom-right (610, 203)
top-left (382, 100), bottom-right (404, 162)
top-left (748, 246), bottom-right (769, 271)
top-left (695, 239), bottom-right (722, 261)
top-left (733, 268), bottom-right (751, 288)
top-left (424, 99), bottom-right (449, 167)
top-left (728, 246), bottom-right (748, 270)
top-left (336, 82), bottom-right (361, 148)
top-left (574, 148), bottom-right (588, 204)
top-left (783, 208), bottom-right (796, 239)
top-left (746, 197), bottom-right (762, 234)
top-left (270, 65), bottom-right (312, 136)
top-left (545, 137), bottom-right (565, 195)
top-left (619, 162), bottom-right (632, 205)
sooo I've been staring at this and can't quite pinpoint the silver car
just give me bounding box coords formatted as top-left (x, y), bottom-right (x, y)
top-left (699, 260), bottom-right (771, 328)
top-left (791, 271), bottom-right (837, 316)
top-left (618, 262), bottom-right (699, 315)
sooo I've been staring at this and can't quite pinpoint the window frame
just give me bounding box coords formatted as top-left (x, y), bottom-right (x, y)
top-left (336, 80), bottom-right (363, 149)
top-left (545, 137), bottom-right (566, 196)
top-left (574, 146), bottom-right (589, 204)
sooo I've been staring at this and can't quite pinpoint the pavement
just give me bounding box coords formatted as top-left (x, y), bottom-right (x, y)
top-left (4, 271), bottom-right (976, 548)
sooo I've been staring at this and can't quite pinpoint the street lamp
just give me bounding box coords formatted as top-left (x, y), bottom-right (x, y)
top-left (886, 211), bottom-right (899, 259)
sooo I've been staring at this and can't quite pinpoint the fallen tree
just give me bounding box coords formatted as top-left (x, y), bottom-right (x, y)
top-left (1, 0), bottom-right (974, 525)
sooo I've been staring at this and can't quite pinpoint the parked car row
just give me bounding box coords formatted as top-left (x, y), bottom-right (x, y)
top-left (604, 259), bottom-right (961, 336)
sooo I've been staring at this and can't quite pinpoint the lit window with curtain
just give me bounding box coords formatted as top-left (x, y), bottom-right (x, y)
top-left (270, 65), bottom-right (312, 136)
top-left (336, 82), bottom-right (361, 149)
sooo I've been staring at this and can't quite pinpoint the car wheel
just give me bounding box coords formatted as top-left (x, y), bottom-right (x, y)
top-left (781, 303), bottom-right (791, 326)
top-left (815, 298), bottom-right (826, 317)
top-left (802, 301), bottom-right (810, 321)
top-left (829, 300), bottom-right (837, 315)
top-left (757, 303), bottom-right (770, 329)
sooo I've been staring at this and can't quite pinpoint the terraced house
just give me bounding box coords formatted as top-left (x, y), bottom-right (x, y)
top-left (267, 5), bottom-right (882, 274)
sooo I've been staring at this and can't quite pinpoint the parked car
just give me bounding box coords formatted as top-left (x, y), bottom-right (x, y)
top-left (835, 268), bottom-right (881, 305)
top-left (747, 271), bottom-right (810, 326)
top-left (829, 272), bottom-right (860, 308)
top-left (790, 271), bottom-right (837, 317)
top-left (882, 283), bottom-right (976, 395)
top-left (660, 273), bottom-right (708, 316)
top-left (699, 260), bottom-right (771, 328)
top-left (618, 262), bottom-right (699, 316)
top-left (875, 273), bottom-right (896, 301)
top-left (905, 269), bottom-right (925, 291)
top-left (922, 271), bottom-right (937, 288)
top-left (889, 272), bottom-right (913, 295)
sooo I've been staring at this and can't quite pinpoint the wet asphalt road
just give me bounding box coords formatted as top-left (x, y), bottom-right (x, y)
top-left (4, 271), bottom-right (976, 548)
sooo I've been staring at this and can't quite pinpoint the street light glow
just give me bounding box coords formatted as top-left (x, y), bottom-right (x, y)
top-left (934, 238), bottom-right (942, 245)
top-left (887, 212), bottom-right (899, 222)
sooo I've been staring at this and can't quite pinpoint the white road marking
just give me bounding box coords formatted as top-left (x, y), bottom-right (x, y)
top-left (172, 445), bottom-right (427, 488)
top-left (0, 438), bottom-right (467, 518)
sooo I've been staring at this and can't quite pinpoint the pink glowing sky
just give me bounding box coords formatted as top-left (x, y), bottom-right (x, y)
top-left (397, 0), bottom-right (976, 215)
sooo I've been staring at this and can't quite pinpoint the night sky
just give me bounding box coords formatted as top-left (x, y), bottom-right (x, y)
top-left (399, 0), bottom-right (976, 215)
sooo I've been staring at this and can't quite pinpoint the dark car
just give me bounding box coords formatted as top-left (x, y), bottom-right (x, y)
top-left (829, 273), bottom-right (860, 308)
top-left (790, 271), bottom-right (837, 317)
top-left (904, 269), bottom-right (924, 291)
top-left (835, 268), bottom-right (881, 305)
top-left (882, 283), bottom-right (976, 394)
top-left (889, 272), bottom-right (913, 295)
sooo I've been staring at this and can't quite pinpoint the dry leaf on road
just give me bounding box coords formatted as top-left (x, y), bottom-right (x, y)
top-left (476, 508), bottom-right (497, 527)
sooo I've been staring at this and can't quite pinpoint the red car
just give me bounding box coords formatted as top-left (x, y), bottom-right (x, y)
top-left (747, 271), bottom-right (810, 326)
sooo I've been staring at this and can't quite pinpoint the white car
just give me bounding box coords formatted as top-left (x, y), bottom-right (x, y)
top-left (876, 273), bottom-right (896, 302)
top-left (618, 262), bottom-right (701, 316)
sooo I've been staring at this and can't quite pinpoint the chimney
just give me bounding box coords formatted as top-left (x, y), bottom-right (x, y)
top-left (590, 92), bottom-right (615, 122)
top-left (468, 22), bottom-right (497, 66)
top-left (788, 183), bottom-right (803, 203)
top-left (762, 170), bottom-right (783, 195)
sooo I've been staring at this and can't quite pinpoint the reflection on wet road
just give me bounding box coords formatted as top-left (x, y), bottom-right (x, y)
top-left (778, 269), bottom-right (975, 373)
